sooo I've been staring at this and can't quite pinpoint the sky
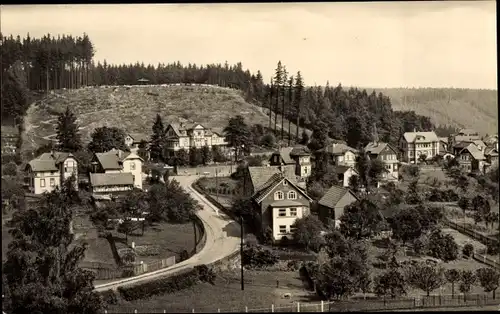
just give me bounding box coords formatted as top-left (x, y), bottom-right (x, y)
top-left (1, 2), bottom-right (497, 89)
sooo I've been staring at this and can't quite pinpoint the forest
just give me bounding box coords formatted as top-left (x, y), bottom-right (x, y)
top-left (1, 32), bottom-right (448, 150)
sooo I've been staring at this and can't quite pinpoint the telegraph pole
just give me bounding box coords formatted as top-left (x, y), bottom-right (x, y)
top-left (240, 215), bottom-right (245, 291)
top-left (215, 168), bottom-right (219, 202)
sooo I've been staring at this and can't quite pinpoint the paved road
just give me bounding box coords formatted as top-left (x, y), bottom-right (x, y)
top-left (94, 175), bottom-right (241, 292)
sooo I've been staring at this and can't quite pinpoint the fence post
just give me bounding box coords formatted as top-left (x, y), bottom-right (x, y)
top-left (245, 306), bottom-right (248, 312)
top-left (271, 304), bottom-right (274, 312)
top-left (164, 310), bottom-right (166, 314)
top-left (413, 298), bottom-right (416, 308)
top-left (192, 309), bottom-right (195, 313)
top-left (104, 311), bottom-right (107, 314)
top-left (321, 300), bottom-right (324, 312)
top-left (134, 310), bottom-right (137, 314)
top-left (297, 302), bottom-right (300, 312)
top-left (218, 309), bottom-right (220, 313)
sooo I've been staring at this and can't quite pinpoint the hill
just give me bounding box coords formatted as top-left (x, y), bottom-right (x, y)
top-left (365, 87), bottom-right (498, 135)
top-left (22, 84), bottom-right (309, 153)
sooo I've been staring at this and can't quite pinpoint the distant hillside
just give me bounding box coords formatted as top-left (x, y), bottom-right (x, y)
top-left (22, 84), bottom-right (309, 153)
top-left (365, 88), bottom-right (498, 135)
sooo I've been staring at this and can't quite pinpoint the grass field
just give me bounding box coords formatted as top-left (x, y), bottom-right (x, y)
top-left (21, 85), bottom-right (310, 153)
top-left (366, 87), bottom-right (498, 135)
top-left (109, 270), bottom-right (310, 313)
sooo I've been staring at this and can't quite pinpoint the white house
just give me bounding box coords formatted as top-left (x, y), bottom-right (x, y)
top-left (25, 151), bottom-right (78, 194)
top-left (163, 122), bottom-right (228, 157)
top-left (91, 149), bottom-right (144, 190)
top-left (400, 130), bottom-right (440, 163)
top-left (89, 173), bottom-right (134, 195)
top-left (324, 143), bottom-right (358, 167)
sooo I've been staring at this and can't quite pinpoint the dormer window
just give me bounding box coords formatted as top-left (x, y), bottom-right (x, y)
top-left (274, 191), bottom-right (284, 200)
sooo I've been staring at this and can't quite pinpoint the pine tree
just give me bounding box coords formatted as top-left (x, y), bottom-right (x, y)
top-left (55, 107), bottom-right (82, 152)
top-left (287, 75), bottom-right (294, 146)
top-left (273, 61), bottom-right (284, 134)
top-left (281, 66), bottom-right (288, 142)
top-left (150, 114), bottom-right (165, 162)
top-left (294, 71), bottom-right (304, 142)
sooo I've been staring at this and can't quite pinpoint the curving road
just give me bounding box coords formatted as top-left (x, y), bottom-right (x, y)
top-left (94, 175), bottom-right (241, 292)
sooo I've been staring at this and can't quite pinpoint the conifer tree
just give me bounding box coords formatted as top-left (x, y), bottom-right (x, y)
top-left (56, 107), bottom-right (82, 152)
top-left (288, 75), bottom-right (294, 146)
top-left (281, 66), bottom-right (288, 142)
top-left (294, 71), bottom-right (305, 142)
top-left (273, 61), bottom-right (283, 134)
top-left (150, 114), bottom-right (165, 162)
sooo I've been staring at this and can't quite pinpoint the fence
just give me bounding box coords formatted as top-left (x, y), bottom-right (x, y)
top-left (85, 256), bottom-right (177, 281)
top-left (473, 253), bottom-right (500, 269)
top-left (177, 164), bottom-right (236, 177)
top-left (103, 293), bottom-right (500, 313)
top-left (191, 215), bottom-right (207, 257)
top-left (443, 219), bottom-right (499, 247)
top-left (192, 180), bottom-right (238, 222)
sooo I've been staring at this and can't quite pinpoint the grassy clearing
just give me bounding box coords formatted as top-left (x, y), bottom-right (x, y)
top-left (198, 176), bottom-right (238, 191)
top-left (22, 85), bottom-right (310, 152)
top-left (109, 270), bottom-right (310, 313)
top-left (367, 87), bottom-right (498, 135)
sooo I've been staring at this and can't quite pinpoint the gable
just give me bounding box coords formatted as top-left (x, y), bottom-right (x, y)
top-left (255, 177), bottom-right (311, 204)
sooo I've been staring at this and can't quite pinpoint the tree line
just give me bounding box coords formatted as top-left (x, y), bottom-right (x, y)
top-left (3, 32), bottom-right (437, 151)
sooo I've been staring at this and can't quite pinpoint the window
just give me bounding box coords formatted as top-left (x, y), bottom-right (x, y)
top-left (385, 165), bottom-right (391, 170)
top-left (279, 209), bottom-right (287, 217)
top-left (40, 179), bottom-right (46, 187)
top-left (290, 226), bottom-right (297, 233)
top-left (290, 208), bottom-right (297, 216)
top-left (275, 191), bottom-right (284, 200)
top-left (130, 162), bottom-right (136, 170)
top-left (288, 191), bottom-right (297, 200)
top-left (279, 225), bottom-right (287, 234)
top-left (283, 180), bottom-right (288, 186)
top-left (50, 178), bottom-right (55, 187)
top-left (304, 167), bottom-right (308, 174)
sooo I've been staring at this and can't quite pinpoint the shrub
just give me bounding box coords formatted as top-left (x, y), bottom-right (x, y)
top-left (118, 269), bottom-right (200, 301)
top-left (194, 264), bottom-right (216, 285)
top-left (462, 244), bottom-right (474, 258)
top-left (2, 162), bottom-right (17, 176)
top-left (179, 249), bottom-right (190, 262)
top-left (99, 289), bottom-right (118, 305)
top-left (427, 230), bottom-right (459, 262)
top-left (242, 245), bottom-right (278, 269)
top-left (487, 242), bottom-right (500, 255)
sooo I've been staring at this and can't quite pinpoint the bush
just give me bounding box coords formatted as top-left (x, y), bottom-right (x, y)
top-left (118, 269), bottom-right (200, 301)
top-left (2, 162), bottom-right (17, 176)
top-left (180, 249), bottom-right (190, 262)
top-left (242, 245), bottom-right (279, 269)
top-left (194, 264), bottom-right (216, 285)
top-left (427, 230), bottom-right (459, 262)
top-left (99, 289), bottom-right (118, 305)
top-left (486, 242), bottom-right (500, 255)
top-left (462, 244), bottom-right (474, 258)
top-left (427, 189), bottom-right (459, 202)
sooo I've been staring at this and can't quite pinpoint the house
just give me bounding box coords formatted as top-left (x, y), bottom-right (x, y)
top-left (455, 143), bottom-right (486, 174)
top-left (163, 122), bottom-right (228, 157)
top-left (484, 147), bottom-right (499, 171)
top-left (400, 130), bottom-right (440, 163)
top-left (25, 151), bottom-right (78, 194)
top-left (452, 141), bottom-right (472, 156)
top-left (324, 142), bottom-right (358, 167)
top-left (333, 165), bottom-right (359, 188)
top-left (438, 137), bottom-right (449, 153)
top-left (268, 146), bottom-right (312, 178)
top-left (249, 172), bottom-right (313, 241)
top-left (241, 165), bottom-right (298, 198)
top-left (317, 185), bottom-right (359, 226)
top-left (90, 173), bottom-right (134, 195)
top-left (365, 141), bottom-right (400, 182)
top-left (450, 128), bottom-right (481, 147)
top-left (125, 133), bottom-right (149, 149)
top-left (483, 134), bottom-right (498, 151)
top-left (91, 149), bottom-right (144, 189)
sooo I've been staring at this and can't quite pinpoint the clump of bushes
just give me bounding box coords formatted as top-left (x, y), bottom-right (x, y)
top-left (242, 244), bottom-right (279, 269)
top-left (462, 243), bottom-right (474, 258)
top-left (427, 188), bottom-right (459, 202)
top-left (117, 264), bottom-right (216, 301)
top-left (427, 230), bottom-right (459, 262)
top-left (99, 289), bottom-right (118, 305)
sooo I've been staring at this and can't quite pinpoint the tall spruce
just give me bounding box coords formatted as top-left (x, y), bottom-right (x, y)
top-left (273, 61), bottom-right (284, 135)
top-left (281, 66), bottom-right (288, 142)
top-left (55, 107), bottom-right (82, 152)
top-left (268, 78), bottom-right (274, 130)
top-left (294, 71), bottom-right (304, 142)
top-left (150, 114), bottom-right (165, 162)
top-left (287, 75), bottom-right (294, 146)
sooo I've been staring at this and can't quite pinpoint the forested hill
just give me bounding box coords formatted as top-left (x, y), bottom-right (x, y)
top-left (2, 33), bottom-right (495, 152)
top-left (363, 88), bottom-right (498, 136)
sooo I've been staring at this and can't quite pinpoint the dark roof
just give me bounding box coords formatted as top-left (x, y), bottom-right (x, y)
top-left (95, 149), bottom-right (143, 170)
top-left (90, 173), bottom-right (134, 187)
top-left (453, 141), bottom-right (472, 149)
top-left (458, 144), bottom-right (485, 160)
top-left (128, 133), bottom-right (149, 143)
top-left (318, 185), bottom-right (358, 209)
top-left (28, 152), bottom-right (75, 172)
top-left (324, 143), bottom-right (358, 155)
top-left (289, 146), bottom-right (311, 157)
top-left (273, 147), bottom-right (295, 164)
top-left (253, 173), bottom-right (285, 202)
top-left (365, 142), bottom-right (397, 156)
top-left (247, 165), bottom-right (296, 191)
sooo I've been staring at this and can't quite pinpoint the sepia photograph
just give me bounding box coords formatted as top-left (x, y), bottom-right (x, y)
top-left (1, 2), bottom-right (498, 313)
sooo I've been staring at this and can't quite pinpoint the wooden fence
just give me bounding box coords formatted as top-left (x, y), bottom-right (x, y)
top-left (103, 293), bottom-right (500, 313)
top-left (443, 219), bottom-right (499, 247)
top-left (473, 253), bottom-right (500, 269)
top-left (84, 256), bottom-right (176, 280)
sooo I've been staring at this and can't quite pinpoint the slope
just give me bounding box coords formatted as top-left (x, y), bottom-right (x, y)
top-left (22, 84), bottom-right (309, 153)
top-left (365, 87), bottom-right (498, 135)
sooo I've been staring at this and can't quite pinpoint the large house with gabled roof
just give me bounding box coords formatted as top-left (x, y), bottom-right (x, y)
top-left (91, 148), bottom-right (144, 191)
top-left (268, 146), bottom-right (312, 178)
top-left (323, 142), bottom-right (358, 168)
top-left (400, 130), bottom-right (440, 163)
top-left (162, 122), bottom-right (228, 157)
top-left (25, 151), bottom-right (78, 194)
top-left (240, 164), bottom-right (312, 241)
top-left (365, 141), bottom-right (400, 183)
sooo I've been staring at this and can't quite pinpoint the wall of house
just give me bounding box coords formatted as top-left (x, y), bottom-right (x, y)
top-left (122, 158), bottom-right (143, 189)
top-left (104, 169), bottom-right (121, 174)
top-left (404, 141), bottom-right (439, 163)
top-left (342, 168), bottom-right (358, 187)
top-left (92, 185), bottom-right (133, 194)
top-left (271, 206), bottom-right (306, 241)
top-left (318, 192), bottom-right (357, 224)
top-left (259, 181), bottom-right (310, 239)
top-left (31, 171), bottom-right (61, 194)
top-left (378, 146), bottom-right (399, 181)
top-left (60, 157), bottom-right (78, 190)
top-left (335, 151), bottom-right (357, 167)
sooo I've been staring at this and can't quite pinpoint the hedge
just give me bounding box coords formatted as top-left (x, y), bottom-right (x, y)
top-left (117, 265), bottom-right (216, 301)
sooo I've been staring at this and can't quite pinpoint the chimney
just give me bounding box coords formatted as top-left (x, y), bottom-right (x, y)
top-left (414, 128), bottom-right (417, 132)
